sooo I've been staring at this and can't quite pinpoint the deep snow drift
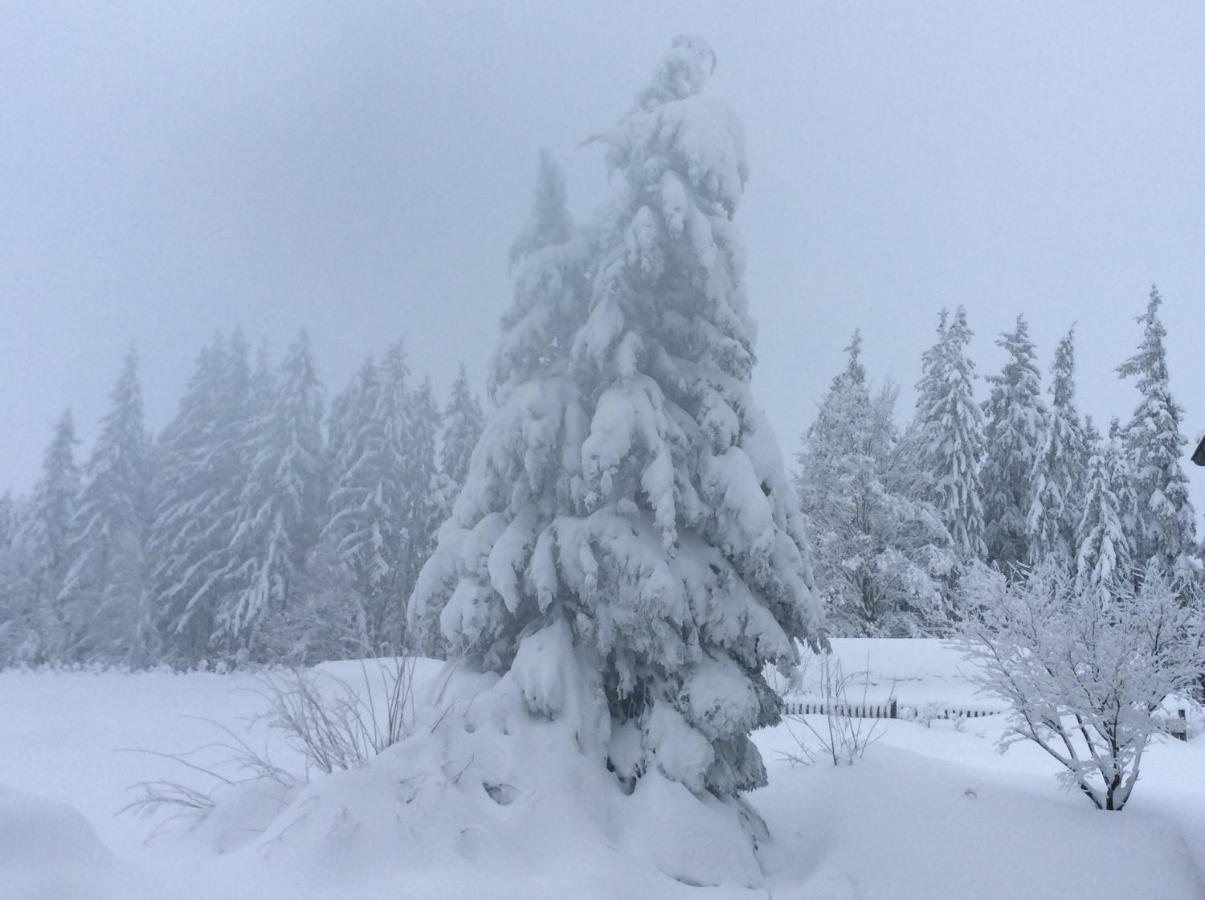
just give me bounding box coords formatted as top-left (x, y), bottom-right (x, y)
top-left (2, 640), bottom-right (1203, 899)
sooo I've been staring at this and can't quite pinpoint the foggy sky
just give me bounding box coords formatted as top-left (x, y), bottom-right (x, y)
top-left (2, 3), bottom-right (1203, 517)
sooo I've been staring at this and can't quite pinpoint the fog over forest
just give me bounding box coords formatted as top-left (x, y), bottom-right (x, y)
top-left (3, 3), bottom-right (1202, 519)
top-left (5, 9), bottom-right (1205, 900)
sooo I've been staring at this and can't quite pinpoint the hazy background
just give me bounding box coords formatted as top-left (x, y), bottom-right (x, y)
top-left (2, 2), bottom-right (1202, 517)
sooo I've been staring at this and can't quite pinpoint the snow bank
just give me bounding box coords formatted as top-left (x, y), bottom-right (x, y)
top-left (180, 660), bottom-right (768, 897)
top-left (752, 745), bottom-right (1204, 899)
top-left (2, 645), bottom-right (1204, 899)
top-left (0, 784), bottom-right (136, 900)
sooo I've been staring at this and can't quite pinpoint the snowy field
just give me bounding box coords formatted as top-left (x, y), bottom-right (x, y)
top-left (3, 639), bottom-right (1204, 900)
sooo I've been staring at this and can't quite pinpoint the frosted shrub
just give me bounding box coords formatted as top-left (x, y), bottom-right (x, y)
top-left (251, 657), bottom-right (417, 776)
top-left (958, 563), bottom-right (1204, 811)
top-left (782, 653), bottom-right (885, 766)
top-left (124, 657), bottom-right (416, 824)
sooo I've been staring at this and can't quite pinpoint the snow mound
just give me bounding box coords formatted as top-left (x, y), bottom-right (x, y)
top-left (0, 784), bottom-right (134, 900)
top-left (180, 662), bottom-right (769, 897)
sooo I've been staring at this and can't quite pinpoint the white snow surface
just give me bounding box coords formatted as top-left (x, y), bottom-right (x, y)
top-left (2, 640), bottom-right (1203, 899)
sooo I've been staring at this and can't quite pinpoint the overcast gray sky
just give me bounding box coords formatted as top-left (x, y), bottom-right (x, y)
top-left (2, 2), bottom-right (1203, 517)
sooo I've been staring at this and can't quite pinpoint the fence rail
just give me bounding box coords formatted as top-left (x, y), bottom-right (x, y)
top-left (782, 698), bottom-right (1004, 721)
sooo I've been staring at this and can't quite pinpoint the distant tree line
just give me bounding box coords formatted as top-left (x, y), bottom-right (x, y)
top-left (0, 333), bottom-right (483, 668)
top-left (0, 285), bottom-right (1197, 666)
top-left (797, 287), bottom-right (1201, 637)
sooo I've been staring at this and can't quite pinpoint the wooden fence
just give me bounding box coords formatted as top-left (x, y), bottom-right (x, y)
top-left (782, 698), bottom-right (1003, 721)
top-left (784, 699), bottom-right (1192, 739)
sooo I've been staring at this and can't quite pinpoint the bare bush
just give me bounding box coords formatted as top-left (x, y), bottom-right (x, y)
top-left (251, 657), bottom-right (417, 776)
top-left (781, 652), bottom-right (887, 766)
top-left (123, 656), bottom-right (417, 823)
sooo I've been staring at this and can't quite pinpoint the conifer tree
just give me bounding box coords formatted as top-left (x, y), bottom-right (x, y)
top-left (435, 364), bottom-right (485, 516)
top-left (980, 316), bottom-right (1046, 574)
top-left (18, 410), bottom-right (81, 660)
top-left (1028, 327), bottom-right (1087, 566)
top-left (398, 375), bottom-right (442, 608)
top-left (149, 332), bottom-right (251, 664)
top-left (912, 307), bottom-right (986, 561)
top-left (1116, 286), bottom-right (1198, 582)
top-left (1075, 419), bottom-right (1132, 593)
top-left (58, 349), bottom-right (156, 665)
top-left (291, 355), bottom-right (403, 657)
top-left (797, 334), bottom-right (955, 636)
top-left (0, 511), bottom-right (41, 666)
top-left (894, 311), bottom-right (949, 500)
top-left (410, 38), bottom-right (822, 800)
top-left (222, 331), bottom-right (324, 658)
top-left (24, 410), bottom-right (80, 587)
top-left (0, 493), bottom-right (16, 551)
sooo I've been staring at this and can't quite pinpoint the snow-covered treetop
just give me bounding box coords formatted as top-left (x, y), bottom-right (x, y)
top-left (1117, 285), bottom-right (1170, 389)
top-left (490, 153), bottom-right (586, 402)
top-left (509, 150), bottom-right (574, 268)
top-left (599, 35), bottom-right (747, 218)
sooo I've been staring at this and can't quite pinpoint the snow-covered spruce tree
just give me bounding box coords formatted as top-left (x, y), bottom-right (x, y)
top-left (980, 316), bottom-right (1046, 574)
top-left (222, 331), bottom-right (325, 660)
top-left (1107, 417), bottom-right (1141, 567)
top-left (398, 376), bottom-right (442, 617)
top-left (410, 38), bottom-right (822, 800)
top-left (892, 310), bottom-right (948, 503)
top-left (16, 410), bottom-right (81, 661)
top-left (57, 349), bottom-right (157, 665)
top-left (1028, 327), bottom-right (1086, 567)
top-left (434, 364), bottom-right (485, 517)
top-left (1117, 286), bottom-right (1199, 583)
top-left (149, 332), bottom-right (251, 665)
top-left (0, 517), bottom-right (43, 667)
top-left (24, 410), bottom-right (80, 588)
top-left (1075, 420), bottom-right (1133, 593)
top-left (796, 333), bottom-right (955, 636)
top-left (910, 307), bottom-right (987, 563)
top-left (0, 493), bottom-right (16, 551)
top-left (283, 353), bottom-right (405, 660)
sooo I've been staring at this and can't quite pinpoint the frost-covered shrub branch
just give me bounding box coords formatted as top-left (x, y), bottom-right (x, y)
top-left (123, 658), bottom-right (417, 825)
top-left (781, 652), bottom-right (886, 766)
top-left (958, 563), bottom-right (1204, 811)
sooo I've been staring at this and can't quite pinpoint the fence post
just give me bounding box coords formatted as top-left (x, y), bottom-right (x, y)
top-left (1175, 708), bottom-right (1188, 742)
top-left (889, 699), bottom-right (897, 720)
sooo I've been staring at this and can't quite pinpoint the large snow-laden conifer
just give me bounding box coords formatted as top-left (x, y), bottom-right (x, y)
top-left (980, 316), bottom-right (1046, 573)
top-left (796, 334), bottom-right (955, 636)
top-left (57, 349), bottom-right (156, 665)
top-left (910, 307), bottom-right (987, 561)
top-left (149, 332), bottom-right (251, 664)
top-left (221, 331), bottom-right (325, 659)
top-left (1116, 286), bottom-right (1198, 582)
top-left (410, 37), bottom-right (822, 800)
top-left (1028, 327), bottom-right (1087, 567)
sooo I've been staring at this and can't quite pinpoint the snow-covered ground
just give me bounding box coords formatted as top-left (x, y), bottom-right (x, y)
top-left (2, 640), bottom-right (1203, 899)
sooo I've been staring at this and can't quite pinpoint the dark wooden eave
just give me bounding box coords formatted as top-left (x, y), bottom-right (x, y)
top-left (1193, 434), bottom-right (1205, 467)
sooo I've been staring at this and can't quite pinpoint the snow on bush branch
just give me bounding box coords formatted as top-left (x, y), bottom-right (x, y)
top-left (957, 562), bottom-right (1204, 811)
